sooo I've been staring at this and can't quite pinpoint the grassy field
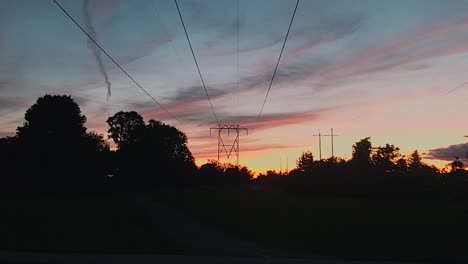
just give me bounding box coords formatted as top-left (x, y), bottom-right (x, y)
top-left (156, 185), bottom-right (468, 263)
top-left (0, 192), bottom-right (181, 255)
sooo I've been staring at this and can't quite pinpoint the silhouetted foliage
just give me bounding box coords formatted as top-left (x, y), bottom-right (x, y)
top-left (372, 144), bottom-right (401, 172)
top-left (395, 157), bottom-right (408, 173)
top-left (257, 170), bottom-right (281, 178)
top-left (197, 160), bottom-right (253, 184)
top-left (451, 157), bottom-right (464, 173)
top-left (1, 93), bottom-right (466, 199)
top-left (107, 112), bottom-right (196, 189)
top-left (296, 150), bottom-right (314, 174)
top-left (1, 94), bottom-right (111, 191)
top-left (351, 137), bottom-right (372, 168)
top-left (198, 160), bottom-right (223, 184)
top-left (17, 95), bottom-right (87, 142)
top-left (408, 150), bottom-right (423, 171)
top-left (106, 111), bottom-right (145, 149)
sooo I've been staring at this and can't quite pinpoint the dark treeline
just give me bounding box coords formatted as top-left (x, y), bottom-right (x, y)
top-left (0, 95), bottom-right (252, 192)
top-left (256, 137), bottom-right (468, 199)
top-left (0, 94), bottom-right (467, 195)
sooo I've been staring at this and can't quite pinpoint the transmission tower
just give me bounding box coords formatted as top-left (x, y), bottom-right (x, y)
top-left (210, 125), bottom-right (248, 165)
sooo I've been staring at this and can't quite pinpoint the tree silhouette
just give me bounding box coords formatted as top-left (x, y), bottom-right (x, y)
top-left (352, 137), bottom-right (372, 168)
top-left (198, 160), bottom-right (222, 184)
top-left (296, 150), bottom-right (314, 174)
top-left (408, 150), bottom-right (423, 171)
top-left (106, 111), bottom-right (145, 149)
top-left (106, 111), bottom-right (196, 188)
top-left (197, 160), bottom-right (253, 184)
top-left (395, 157), bottom-right (408, 173)
top-left (79, 131), bottom-right (112, 183)
top-left (222, 163), bottom-right (253, 183)
top-left (16, 95), bottom-right (88, 181)
top-left (17, 94), bottom-right (86, 142)
top-left (451, 157), bottom-right (464, 172)
top-left (372, 144), bottom-right (401, 172)
top-left (143, 119), bottom-right (196, 182)
top-left (7, 94), bottom-right (110, 190)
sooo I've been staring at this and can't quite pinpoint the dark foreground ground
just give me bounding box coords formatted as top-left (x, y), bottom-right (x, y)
top-left (155, 185), bottom-right (468, 263)
top-left (0, 192), bottom-right (180, 255)
top-left (1, 185), bottom-right (467, 263)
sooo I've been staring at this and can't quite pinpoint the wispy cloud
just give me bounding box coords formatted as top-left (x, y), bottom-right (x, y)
top-left (0, 96), bottom-right (29, 114)
top-left (425, 143), bottom-right (468, 163)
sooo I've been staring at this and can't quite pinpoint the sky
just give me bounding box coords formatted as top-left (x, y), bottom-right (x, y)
top-left (1, 0), bottom-right (468, 174)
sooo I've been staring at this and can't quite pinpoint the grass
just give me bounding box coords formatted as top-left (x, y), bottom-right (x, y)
top-left (0, 191), bottom-right (181, 255)
top-left (156, 185), bottom-right (468, 263)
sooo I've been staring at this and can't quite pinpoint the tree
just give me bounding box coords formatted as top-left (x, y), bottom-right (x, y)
top-left (143, 119), bottom-right (196, 178)
top-left (222, 163), bottom-right (253, 183)
top-left (79, 131), bottom-right (112, 181)
top-left (198, 160), bottom-right (222, 183)
top-left (408, 150), bottom-right (423, 171)
top-left (395, 157), bottom-right (408, 173)
top-left (8, 94), bottom-right (110, 189)
top-left (372, 144), bottom-right (401, 172)
top-left (107, 112), bottom-right (196, 188)
top-left (351, 137), bottom-right (372, 167)
top-left (296, 150), bottom-right (314, 173)
top-left (17, 94), bottom-right (86, 143)
top-left (106, 111), bottom-right (145, 149)
top-left (15, 95), bottom-right (88, 181)
top-left (83, 131), bottom-right (110, 152)
top-left (451, 157), bottom-right (464, 173)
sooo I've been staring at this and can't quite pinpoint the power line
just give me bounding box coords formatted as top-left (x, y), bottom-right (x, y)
top-left (52, 0), bottom-right (185, 125)
top-left (257, 0), bottom-right (299, 120)
top-left (236, 0), bottom-right (239, 108)
top-left (174, 0), bottom-right (220, 125)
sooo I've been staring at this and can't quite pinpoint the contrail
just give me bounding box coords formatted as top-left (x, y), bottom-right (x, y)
top-left (83, 0), bottom-right (111, 102)
top-left (446, 81), bottom-right (468, 95)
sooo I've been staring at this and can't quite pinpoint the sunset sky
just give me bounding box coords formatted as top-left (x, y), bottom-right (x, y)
top-left (1, 0), bottom-right (468, 174)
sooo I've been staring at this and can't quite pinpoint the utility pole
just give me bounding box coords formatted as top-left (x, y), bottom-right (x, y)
top-left (210, 124), bottom-right (248, 166)
top-left (286, 155), bottom-right (288, 174)
top-left (313, 129), bottom-right (322, 160)
top-left (323, 128), bottom-right (339, 158)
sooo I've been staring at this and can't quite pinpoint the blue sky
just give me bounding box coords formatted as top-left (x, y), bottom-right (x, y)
top-left (1, 0), bottom-right (468, 172)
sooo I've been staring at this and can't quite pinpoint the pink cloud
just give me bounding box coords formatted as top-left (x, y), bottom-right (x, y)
top-left (192, 143), bottom-right (298, 161)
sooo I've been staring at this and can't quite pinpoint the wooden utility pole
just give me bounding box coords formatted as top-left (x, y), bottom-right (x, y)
top-left (323, 128), bottom-right (339, 158)
top-left (313, 129), bottom-right (322, 160)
